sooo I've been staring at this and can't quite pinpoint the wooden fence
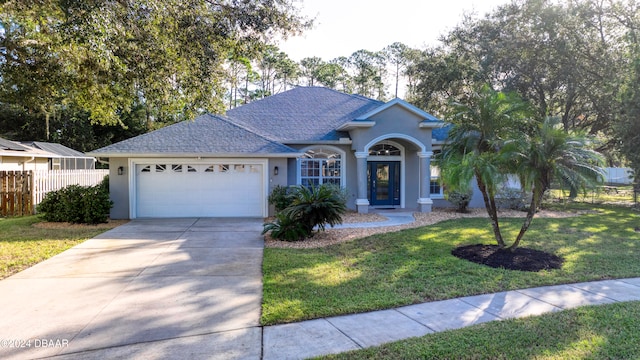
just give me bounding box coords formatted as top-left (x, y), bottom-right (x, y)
top-left (1, 169), bottom-right (109, 216)
top-left (0, 171), bottom-right (33, 216)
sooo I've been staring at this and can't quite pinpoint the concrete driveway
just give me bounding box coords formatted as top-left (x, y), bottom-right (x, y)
top-left (0, 218), bottom-right (264, 360)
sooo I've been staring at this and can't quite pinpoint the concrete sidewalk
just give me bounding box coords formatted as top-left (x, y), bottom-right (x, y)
top-left (262, 278), bottom-right (640, 359)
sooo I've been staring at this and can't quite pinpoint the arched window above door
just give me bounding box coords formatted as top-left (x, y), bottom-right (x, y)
top-left (368, 143), bottom-right (401, 156)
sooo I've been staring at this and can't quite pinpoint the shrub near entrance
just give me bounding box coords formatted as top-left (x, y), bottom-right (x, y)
top-left (264, 184), bottom-right (347, 241)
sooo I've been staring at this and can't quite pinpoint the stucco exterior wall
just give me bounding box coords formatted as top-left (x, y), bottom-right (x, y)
top-left (108, 158), bottom-right (130, 219)
top-left (268, 158), bottom-right (289, 216)
top-left (349, 106), bottom-right (433, 152)
top-left (404, 152), bottom-right (420, 209)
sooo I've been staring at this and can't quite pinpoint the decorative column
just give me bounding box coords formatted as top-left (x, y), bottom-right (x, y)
top-left (355, 151), bottom-right (369, 213)
top-left (417, 151), bottom-right (434, 212)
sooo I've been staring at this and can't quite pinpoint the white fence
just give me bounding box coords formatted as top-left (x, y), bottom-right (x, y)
top-left (604, 167), bottom-right (633, 185)
top-left (33, 169), bottom-right (109, 206)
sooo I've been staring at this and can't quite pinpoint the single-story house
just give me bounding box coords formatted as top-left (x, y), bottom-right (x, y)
top-left (20, 141), bottom-right (96, 170)
top-left (0, 137), bottom-right (96, 171)
top-left (89, 87), bottom-right (480, 219)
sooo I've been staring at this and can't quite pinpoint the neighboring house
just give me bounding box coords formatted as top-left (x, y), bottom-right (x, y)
top-left (0, 137), bottom-right (96, 171)
top-left (89, 87), bottom-right (460, 219)
top-left (0, 137), bottom-right (51, 171)
top-left (19, 141), bottom-right (96, 170)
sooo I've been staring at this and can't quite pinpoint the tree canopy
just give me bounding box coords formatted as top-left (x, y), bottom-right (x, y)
top-left (410, 0), bottom-right (639, 166)
top-left (0, 0), bottom-right (308, 144)
top-left (0, 0), bottom-right (637, 175)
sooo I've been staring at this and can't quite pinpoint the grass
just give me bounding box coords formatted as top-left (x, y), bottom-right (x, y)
top-left (549, 185), bottom-right (637, 205)
top-left (318, 301), bottom-right (640, 360)
top-left (262, 203), bottom-right (640, 325)
top-left (0, 215), bottom-right (115, 279)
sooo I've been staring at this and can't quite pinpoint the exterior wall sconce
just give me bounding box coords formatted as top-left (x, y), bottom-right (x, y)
top-left (117, 166), bottom-right (124, 176)
top-left (273, 166), bottom-right (279, 176)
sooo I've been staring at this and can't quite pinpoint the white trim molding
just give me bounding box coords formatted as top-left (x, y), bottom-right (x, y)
top-left (363, 133), bottom-right (427, 153)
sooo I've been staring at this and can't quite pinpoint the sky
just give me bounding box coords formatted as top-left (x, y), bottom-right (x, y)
top-left (278, 0), bottom-right (512, 62)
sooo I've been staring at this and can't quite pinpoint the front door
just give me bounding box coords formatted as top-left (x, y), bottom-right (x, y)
top-left (368, 161), bottom-right (400, 206)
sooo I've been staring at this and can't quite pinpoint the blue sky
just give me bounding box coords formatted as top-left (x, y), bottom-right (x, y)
top-left (278, 0), bottom-right (511, 61)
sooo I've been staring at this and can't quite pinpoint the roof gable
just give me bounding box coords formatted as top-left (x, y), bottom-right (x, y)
top-left (356, 98), bottom-right (441, 122)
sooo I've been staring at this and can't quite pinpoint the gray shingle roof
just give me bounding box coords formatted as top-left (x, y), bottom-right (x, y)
top-left (226, 86), bottom-right (384, 142)
top-left (0, 137), bottom-right (30, 151)
top-left (21, 141), bottom-right (89, 157)
top-left (90, 114), bottom-right (299, 156)
top-left (90, 87), bottom-right (448, 156)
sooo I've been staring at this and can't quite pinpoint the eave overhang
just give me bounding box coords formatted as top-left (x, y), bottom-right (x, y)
top-left (335, 121), bottom-right (376, 131)
top-left (419, 121), bottom-right (446, 129)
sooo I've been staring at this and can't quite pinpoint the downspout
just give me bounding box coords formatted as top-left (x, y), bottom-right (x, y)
top-left (22, 156), bottom-right (35, 172)
top-left (96, 157), bottom-right (109, 169)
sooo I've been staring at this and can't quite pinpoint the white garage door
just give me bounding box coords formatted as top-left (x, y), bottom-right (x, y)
top-left (135, 162), bottom-right (265, 218)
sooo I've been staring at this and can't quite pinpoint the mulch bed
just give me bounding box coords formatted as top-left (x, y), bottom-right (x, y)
top-left (452, 244), bottom-right (563, 272)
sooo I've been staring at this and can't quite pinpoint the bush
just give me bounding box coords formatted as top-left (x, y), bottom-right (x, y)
top-left (447, 190), bottom-right (472, 213)
top-left (263, 183), bottom-right (347, 241)
top-left (267, 185), bottom-right (294, 213)
top-left (495, 187), bottom-right (531, 211)
top-left (262, 212), bottom-right (309, 241)
top-left (37, 176), bottom-right (113, 224)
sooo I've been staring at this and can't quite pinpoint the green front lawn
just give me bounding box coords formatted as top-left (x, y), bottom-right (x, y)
top-left (262, 204), bottom-right (640, 325)
top-left (0, 216), bottom-right (117, 279)
top-left (549, 186), bottom-right (636, 204)
top-left (320, 301), bottom-right (640, 360)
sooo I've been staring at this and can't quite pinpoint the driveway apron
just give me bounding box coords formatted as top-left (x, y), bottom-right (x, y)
top-left (0, 218), bottom-right (264, 360)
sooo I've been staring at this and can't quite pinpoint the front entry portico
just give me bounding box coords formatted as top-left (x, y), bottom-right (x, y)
top-left (335, 98), bottom-right (443, 214)
top-left (353, 136), bottom-right (434, 214)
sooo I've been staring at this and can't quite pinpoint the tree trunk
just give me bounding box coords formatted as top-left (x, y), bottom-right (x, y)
top-left (45, 111), bottom-right (50, 140)
top-left (395, 63), bottom-right (400, 98)
top-left (476, 174), bottom-right (505, 248)
top-left (508, 186), bottom-right (542, 251)
top-left (145, 107), bottom-right (152, 130)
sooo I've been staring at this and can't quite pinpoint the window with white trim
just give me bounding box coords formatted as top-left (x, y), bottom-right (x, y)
top-left (300, 147), bottom-right (342, 187)
top-left (431, 152), bottom-right (444, 198)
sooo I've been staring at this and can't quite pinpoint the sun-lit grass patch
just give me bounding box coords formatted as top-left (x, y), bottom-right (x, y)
top-left (262, 204), bottom-right (640, 325)
top-left (292, 260), bottom-right (362, 286)
top-left (0, 216), bottom-right (118, 279)
top-left (549, 186), bottom-right (636, 205)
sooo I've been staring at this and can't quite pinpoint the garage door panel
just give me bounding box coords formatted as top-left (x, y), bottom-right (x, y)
top-left (135, 162), bottom-right (264, 218)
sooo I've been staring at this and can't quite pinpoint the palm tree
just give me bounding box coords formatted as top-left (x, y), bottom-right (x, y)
top-left (507, 117), bottom-right (604, 250)
top-left (438, 84), bottom-right (533, 248)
